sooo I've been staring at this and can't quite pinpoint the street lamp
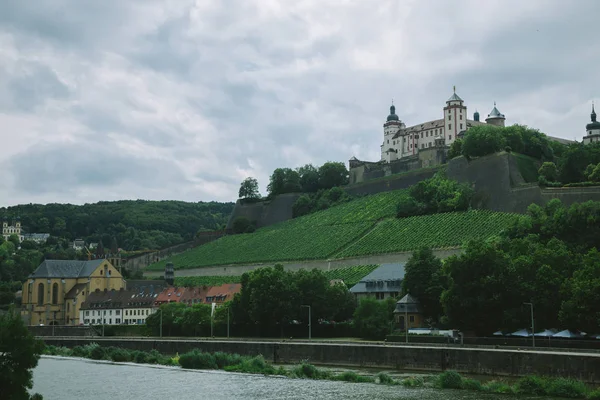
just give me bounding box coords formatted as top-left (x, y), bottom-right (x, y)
top-left (156, 308), bottom-right (163, 338)
top-left (524, 302), bottom-right (535, 348)
top-left (301, 305), bottom-right (311, 340)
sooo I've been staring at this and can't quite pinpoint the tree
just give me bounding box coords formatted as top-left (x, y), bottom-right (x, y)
top-left (267, 168), bottom-right (302, 198)
top-left (441, 240), bottom-right (511, 335)
top-left (292, 195), bottom-right (312, 218)
top-left (353, 297), bottom-right (390, 340)
top-left (0, 308), bottom-right (45, 400)
top-left (238, 177), bottom-right (261, 200)
top-left (402, 247), bottom-right (445, 323)
top-left (461, 125), bottom-right (506, 158)
top-left (110, 236), bottom-right (119, 255)
top-left (232, 217), bottom-right (255, 234)
top-left (297, 164), bottom-right (320, 193)
top-left (557, 142), bottom-right (600, 183)
top-left (317, 162), bottom-right (349, 190)
top-left (585, 163), bottom-right (600, 182)
top-left (538, 162), bottom-right (558, 182)
top-left (447, 139), bottom-right (463, 159)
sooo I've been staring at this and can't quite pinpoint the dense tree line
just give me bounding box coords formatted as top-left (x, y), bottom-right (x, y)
top-left (1, 200), bottom-right (234, 251)
top-left (292, 187), bottom-right (354, 218)
top-left (403, 199), bottom-right (600, 335)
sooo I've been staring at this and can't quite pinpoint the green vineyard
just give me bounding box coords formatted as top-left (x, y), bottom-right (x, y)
top-left (146, 190), bottom-right (408, 271)
top-left (334, 210), bottom-right (519, 258)
top-left (173, 265), bottom-right (379, 288)
top-left (146, 189), bottom-right (519, 271)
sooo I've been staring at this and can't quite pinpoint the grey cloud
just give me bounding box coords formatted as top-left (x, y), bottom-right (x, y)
top-left (9, 143), bottom-right (187, 194)
top-left (5, 61), bottom-right (70, 112)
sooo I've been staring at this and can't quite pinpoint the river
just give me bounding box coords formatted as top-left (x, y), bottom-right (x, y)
top-left (32, 357), bottom-right (537, 399)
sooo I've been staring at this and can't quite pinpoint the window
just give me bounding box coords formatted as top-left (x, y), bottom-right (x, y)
top-left (109, 319), bottom-right (112, 324)
top-left (85, 311), bottom-right (89, 316)
top-left (116, 310), bottom-right (120, 315)
top-left (420, 132), bottom-right (423, 138)
top-left (449, 135), bottom-right (452, 140)
top-left (387, 140), bottom-right (389, 144)
top-left (52, 283), bottom-right (58, 305)
top-left (460, 124), bottom-right (463, 129)
top-left (116, 318), bottom-right (121, 324)
top-left (448, 124), bottom-right (452, 130)
top-left (375, 292), bottom-right (385, 300)
top-left (409, 315), bottom-right (415, 323)
top-left (448, 115), bottom-right (451, 121)
top-left (37, 283), bottom-right (44, 306)
top-left (460, 114), bottom-right (463, 120)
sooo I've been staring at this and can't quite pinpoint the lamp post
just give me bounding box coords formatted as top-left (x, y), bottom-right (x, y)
top-left (405, 307), bottom-right (408, 344)
top-left (301, 305), bottom-right (311, 340)
top-left (524, 302), bottom-right (535, 348)
top-left (157, 308), bottom-right (163, 338)
top-left (227, 307), bottom-right (230, 339)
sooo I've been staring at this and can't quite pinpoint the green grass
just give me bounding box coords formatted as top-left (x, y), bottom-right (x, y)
top-left (174, 265), bottom-right (379, 288)
top-left (513, 153), bottom-right (540, 183)
top-left (334, 210), bottom-right (519, 258)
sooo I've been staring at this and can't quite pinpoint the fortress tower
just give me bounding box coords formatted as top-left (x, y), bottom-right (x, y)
top-left (485, 102), bottom-right (506, 127)
top-left (583, 102), bottom-right (600, 145)
top-left (443, 86), bottom-right (468, 144)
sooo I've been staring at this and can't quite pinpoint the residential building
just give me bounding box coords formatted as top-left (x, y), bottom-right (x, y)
top-left (21, 259), bottom-right (125, 326)
top-left (349, 263), bottom-right (405, 301)
top-left (181, 286), bottom-right (210, 306)
top-left (205, 283), bottom-right (241, 305)
top-left (393, 294), bottom-right (423, 330)
top-left (154, 286), bottom-right (186, 306)
top-left (583, 103), bottom-right (600, 145)
top-left (123, 293), bottom-right (157, 325)
top-left (71, 239), bottom-right (86, 251)
top-left (2, 218), bottom-right (24, 242)
top-left (79, 288), bottom-right (129, 325)
top-left (126, 280), bottom-right (168, 296)
top-left (22, 233), bottom-right (50, 243)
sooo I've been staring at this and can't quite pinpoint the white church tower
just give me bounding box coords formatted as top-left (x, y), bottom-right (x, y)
top-left (381, 102), bottom-right (405, 162)
top-left (443, 86), bottom-right (467, 145)
top-left (583, 102), bottom-right (600, 145)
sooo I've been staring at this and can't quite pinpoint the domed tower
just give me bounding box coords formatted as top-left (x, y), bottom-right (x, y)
top-left (583, 102), bottom-right (600, 145)
top-left (381, 101), bottom-right (405, 162)
top-left (473, 110), bottom-right (480, 122)
top-left (443, 86), bottom-right (468, 144)
top-left (485, 102), bottom-right (506, 127)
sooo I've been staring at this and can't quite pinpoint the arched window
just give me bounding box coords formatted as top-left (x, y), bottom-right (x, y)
top-left (37, 283), bottom-right (44, 306)
top-left (52, 283), bottom-right (59, 305)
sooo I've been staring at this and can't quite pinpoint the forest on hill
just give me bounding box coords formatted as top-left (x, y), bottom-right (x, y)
top-left (1, 200), bottom-right (234, 251)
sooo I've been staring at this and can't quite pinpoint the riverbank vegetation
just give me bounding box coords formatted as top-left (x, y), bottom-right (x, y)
top-left (1, 308), bottom-right (45, 400)
top-left (42, 345), bottom-right (600, 399)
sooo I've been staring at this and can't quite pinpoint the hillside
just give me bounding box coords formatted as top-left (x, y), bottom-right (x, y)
top-left (1, 200), bottom-right (234, 251)
top-left (146, 190), bottom-right (518, 271)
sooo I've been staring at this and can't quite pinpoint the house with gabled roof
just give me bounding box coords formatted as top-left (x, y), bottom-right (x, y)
top-left (349, 263), bottom-right (405, 301)
top-left (21, 259), bottom-right (124, 326)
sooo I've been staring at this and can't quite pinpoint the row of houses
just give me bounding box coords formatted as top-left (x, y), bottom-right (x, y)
top-left (79, 283), bottom-right (241, 326)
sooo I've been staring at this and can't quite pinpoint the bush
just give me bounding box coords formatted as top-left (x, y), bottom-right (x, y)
top-left (131, 350), bottom-right (149, 364)
top-left (546, 378), bottom-right (587, 398)
top-left (436, 371), bottom-right (463, 389)
top-left (462, 378), bottom-right (483, 391)
top-left (334, 371), bottom-right (374, 383)
top-left (108, 348), bottom-right (132, 362)
top-left (516, 375), bottom-right (548, 395)
top-left (376, 372), bottom-right (395, 385)
top-left (71, 346), bottom-right (89, 358)
top-left (90, 345), bottom-right (106, 360)
top-left (483, 380), bottom-right (515, 394)
top-left (462, 125), bottom-right (506, 158)
top-left (293, 363), bottom-right (322, 379)
top-left (213, 351), bottom-right (242, 369)
top-left (505, 146), bottom-right (512, 153)
top-left (401, 376), bottom-right (424, 387)
top-left (587, 389), bottom-right (600, 399)
top-left (178, 349), bottom-right (217, 369)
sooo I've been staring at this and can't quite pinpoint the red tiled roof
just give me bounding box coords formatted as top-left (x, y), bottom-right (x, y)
top-left (154, 286), bottom-right (186, 305)
top-left (180, 286), bottom-right (210, 305)
top-left (205, 283), bottom-right (241, 303)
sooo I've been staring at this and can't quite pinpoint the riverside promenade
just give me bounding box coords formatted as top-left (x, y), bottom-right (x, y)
top-left (40, 336), bottom-right (600, 383)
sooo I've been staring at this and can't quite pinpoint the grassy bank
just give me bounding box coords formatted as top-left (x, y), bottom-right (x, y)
top-left (43, 345), bottom-right (599, 398)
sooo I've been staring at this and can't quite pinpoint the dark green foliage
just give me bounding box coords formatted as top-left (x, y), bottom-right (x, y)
top-left (513, 153), bottom-right (541, 184)
top-left (483, 380), bottom-right (515, 394)
top-left (352, 297), bottom-right (391, 340)
top-left (539, 162), bottom-right (559, 182)
top-left (90, 345), bottom-right (106, 360)
top-left (461, 125), bottom-right (506, 158)
top-left (333, 371), bottom-right (374, 383)
top-left (401, 376), bottom-right (424, 387)
top-left (557, 142), bottom-right (600, 184)
top-left (516, 376), bottom-right (548, 395)
top-left (292, 187), bottom-right (354, 218)
top-left (238, 177), bottom-right (261, 200)
top-left (0, 308), bottom-right (45, 400)
top-left (402, 247), bottom-right (445, 323)
top-left (317, 162), bottom-right (349, 190)
top-left (293, 363), bottom-right (323, 379)
top-left (448, 139), bottom-right (463, 159)
top-left (232, 217), bottom-right (256, 234)
top-left (396, 172), bottom-right (474, 217)
top-left (462, 378), bottom-right (483, 391)
top-left (587, 389), bottom-right (600, 399)
top-left (297, 164), bottom-right (320, 193)
top-left (436, 371), bottom-right (463, 389)
top-left (376, 372), bottom-right (395, 385)
top-left (546, 378), bottom-right (587, 398)
top-left (268, 162), bottom-right (348, 198)
top-left (267, 168), bottom-right (302, 198)
top-left (108, 348), bottom-right (132, 362)
top-left (179, 349), bottom-right (217, 369)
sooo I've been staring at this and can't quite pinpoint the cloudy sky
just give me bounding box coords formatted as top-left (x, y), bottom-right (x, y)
top-left (0, 0), bottom-right (597, 206)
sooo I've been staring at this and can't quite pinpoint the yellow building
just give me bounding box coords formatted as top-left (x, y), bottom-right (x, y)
top-left (21, 259), bottom-right (125, 326)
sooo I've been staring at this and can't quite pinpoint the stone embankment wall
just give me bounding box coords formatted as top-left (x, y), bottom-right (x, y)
top-left (40, 338), bottom-right (600, 383)
top-left (143, 248), bottom-right (463, 278)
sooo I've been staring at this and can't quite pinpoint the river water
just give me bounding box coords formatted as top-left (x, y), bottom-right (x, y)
top-left (32, 357), bottom-right (536, 400)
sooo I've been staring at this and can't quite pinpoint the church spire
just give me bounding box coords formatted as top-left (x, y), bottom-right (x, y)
top-left (592, 101), bottom-right (597, 122)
